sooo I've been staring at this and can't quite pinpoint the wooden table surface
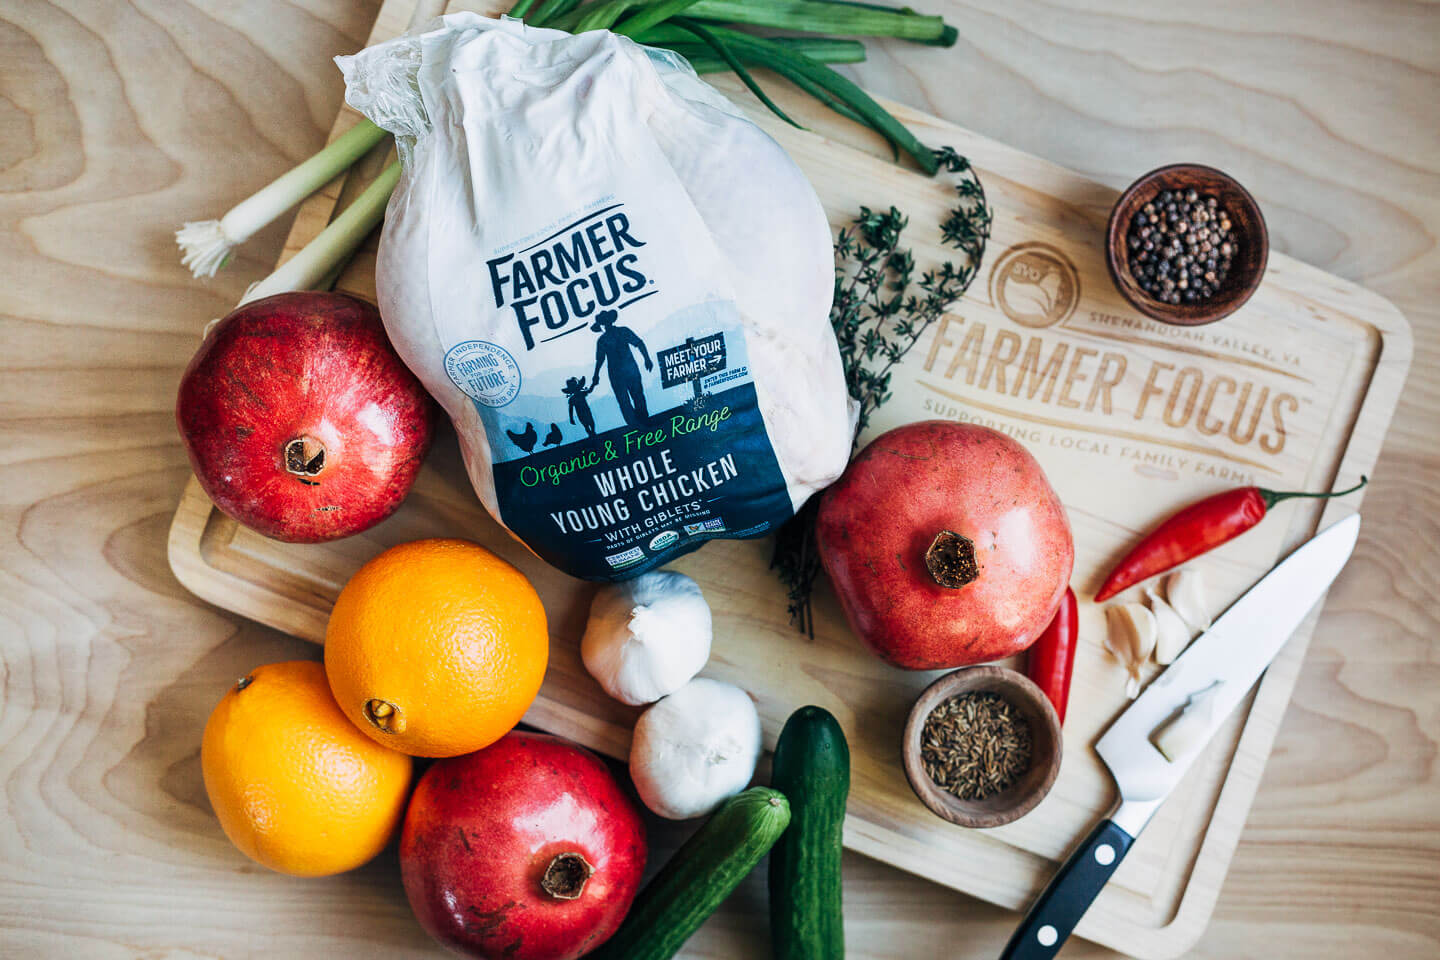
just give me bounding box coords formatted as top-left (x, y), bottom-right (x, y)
top-left (2, 1), bottom-right (1436, 957)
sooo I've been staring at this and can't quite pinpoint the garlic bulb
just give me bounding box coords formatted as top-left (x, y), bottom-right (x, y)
top-left (1146, 588), bottom-right (1193, 665)
top-left (628, 678), bottom-right (762, 820)
top-left (1105, 602), bottom-right (1157, 699)
top-left (1151, 680), bottom-right (1224, 761)
top-left (1163, 568), bottom-right (1211, 634)
top-left (582, 571), bottom-right (712, 706)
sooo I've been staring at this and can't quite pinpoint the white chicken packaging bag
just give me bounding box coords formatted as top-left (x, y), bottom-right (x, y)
top-left (339, 13), bottom-right (853, 581)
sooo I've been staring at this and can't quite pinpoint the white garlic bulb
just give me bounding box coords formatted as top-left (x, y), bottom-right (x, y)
top-left (1163, 568), bottom-right (1211, 634)
top-left (1146, 588), bottom-right (1193, 665)
top-left (1105, 602), bottom-right (1157, 699)
top-left (582, 571), bottom-right (712, 706)
top-left (628, 678), bottom-right (762, 820)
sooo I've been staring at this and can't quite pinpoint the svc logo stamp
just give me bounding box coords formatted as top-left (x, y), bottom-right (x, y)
top-left (988, 242), bottom-right (1081, 329)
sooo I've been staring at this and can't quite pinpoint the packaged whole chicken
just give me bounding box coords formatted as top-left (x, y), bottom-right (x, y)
top-left (338, 13), bottom-right (852, 580)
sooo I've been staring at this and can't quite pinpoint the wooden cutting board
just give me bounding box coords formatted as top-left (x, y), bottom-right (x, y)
top-left (167, 0), bottom-right (1412, 955)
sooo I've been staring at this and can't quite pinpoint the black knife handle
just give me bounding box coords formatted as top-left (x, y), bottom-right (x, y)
top-left (999, 819), bottom-right (1135, 959)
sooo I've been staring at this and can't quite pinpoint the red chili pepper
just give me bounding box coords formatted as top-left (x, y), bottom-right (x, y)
top-left (1027, 587), bottom-right (1077, 724)
top-left (1094, 476), bottom-right (1368, 602)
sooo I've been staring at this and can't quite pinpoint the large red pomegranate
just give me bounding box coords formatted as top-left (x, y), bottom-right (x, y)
top-left (400, 731), bottom-right (648, 960)
top-left (176, 291), bottom-right (435, 542)
top-left (816, 420), bottom-right (1073, 669)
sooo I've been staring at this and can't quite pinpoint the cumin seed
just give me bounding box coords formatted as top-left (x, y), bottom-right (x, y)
top-left (919, 692), bottom-right (1032, 802)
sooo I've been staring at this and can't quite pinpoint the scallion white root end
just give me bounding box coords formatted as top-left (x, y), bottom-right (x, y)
top-left (176, 220), bottom-right (237, 278)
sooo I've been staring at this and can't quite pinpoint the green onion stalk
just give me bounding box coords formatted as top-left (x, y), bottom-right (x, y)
top-left (177, 0), bottom-right (956, 281)
top-left (550, 0), bottom-right (953, 44)
top-left (676, 37), bottom-right (865, 70)
top-left (176, 119), bottom-right (387, 278)
top-left (539, 0), bottom-right (947, 171)
top-left (238, 161), bottom-right (399, 305)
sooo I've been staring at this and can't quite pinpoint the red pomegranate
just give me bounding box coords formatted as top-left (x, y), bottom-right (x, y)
top-left (176, 292), bottom-right (435, 542)
top-left (400, 732), bottom-right (648, 960)
top-left (816, 420), bottom-right (1073, 669)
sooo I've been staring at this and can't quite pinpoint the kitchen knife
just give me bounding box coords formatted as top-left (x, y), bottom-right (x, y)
top-left (999, 513), bottom-right (1361, 959)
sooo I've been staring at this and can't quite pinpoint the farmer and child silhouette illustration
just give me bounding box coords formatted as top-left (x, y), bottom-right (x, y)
top-left (505, 308), bottom-right (655, 454)
top-left (591, 308), bottom-right (653, 427)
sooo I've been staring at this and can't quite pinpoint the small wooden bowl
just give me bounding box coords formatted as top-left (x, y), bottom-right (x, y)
top-left (902, 665), bottom-right (1062, 829)
top-left (1105, 163), bottom-right (1269, 326)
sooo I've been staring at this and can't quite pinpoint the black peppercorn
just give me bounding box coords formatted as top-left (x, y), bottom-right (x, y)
top-left (1126, 188), bottom-right (1239, 305)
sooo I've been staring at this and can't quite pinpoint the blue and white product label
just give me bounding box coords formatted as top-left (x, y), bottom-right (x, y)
top-left (444, 198), bottom-right (792, 581)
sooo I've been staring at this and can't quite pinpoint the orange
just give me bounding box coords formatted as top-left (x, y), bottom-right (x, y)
top-left (323, 538), bottom-right (549, 758)
top-left (200, 660), bottom-right (412, 877)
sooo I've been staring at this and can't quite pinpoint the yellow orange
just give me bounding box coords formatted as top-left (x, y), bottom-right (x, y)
top-left (323, 538), bottom-right (549, 758)
top-left (200, 660), bottom-right (412, 877)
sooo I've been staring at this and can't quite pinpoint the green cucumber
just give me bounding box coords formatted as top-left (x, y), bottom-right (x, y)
top-left (590, 786), bottom-right (790, 960)
top-left (769, 705), bottom-right (851, 960)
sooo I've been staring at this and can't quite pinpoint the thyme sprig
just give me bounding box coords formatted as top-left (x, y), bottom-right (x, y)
top-left (772, 146), bottom-right (992, 634)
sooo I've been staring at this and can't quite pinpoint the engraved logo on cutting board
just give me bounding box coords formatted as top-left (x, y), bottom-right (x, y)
top-left (989, 243), bottom-right (1080, 329)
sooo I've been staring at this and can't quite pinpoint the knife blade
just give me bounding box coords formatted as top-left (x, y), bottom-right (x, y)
top-left (999, 513), bottom-right (1360, 960)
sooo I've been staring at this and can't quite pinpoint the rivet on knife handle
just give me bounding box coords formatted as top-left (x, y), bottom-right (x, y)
top-left (998, 819), bottom-right (1135, 959)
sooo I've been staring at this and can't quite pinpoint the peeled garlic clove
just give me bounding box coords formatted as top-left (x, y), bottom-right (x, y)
top-left (1146, 588), bottom-right (1192, 665)
top-left (1106, 602), bottom-right (1157, 699)
top-left (1164, 568), bottom-right (1211, 634)
top-left (582, 571), bottom-right (712, 706)
top-left (1151, 680), bottom-right (1224, 761)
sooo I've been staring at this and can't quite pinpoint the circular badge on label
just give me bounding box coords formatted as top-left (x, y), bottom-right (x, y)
top-left (988, 242), bottom-right (1081, 329)
top-left (444, 340), bottom-right (521, 408)
top-left (649, 530), bottom-right (679, 551)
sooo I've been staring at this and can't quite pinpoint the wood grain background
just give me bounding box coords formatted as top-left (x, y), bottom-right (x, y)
top-left (1, 1), bottom-right (1436, 957)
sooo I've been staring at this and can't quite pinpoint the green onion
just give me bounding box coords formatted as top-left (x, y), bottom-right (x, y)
top-left (613, 0), bottom-right (706, 38)
top-left (572, 0), bottom-right (640, 32)
top-left (736, 52), bottom-right (874, 128)
top-left (528, 0), bottom-right (588, 27)
top-left (809, 0), bottom-right (958, 44)
top-left (240, 162), bottom-right (400, 304)
top-left (664, 36), bottom-right (867, 70)
top-left (663, 19), bottom-right (803, 127)
top-left (548, 0), bottom-right (950, 40)
top-left (646, 21), bottom-right (937, 173)
top-left (176, 118), bottom-right (387, 278)
top-left (205, 1), bottom-right (949, 298)
top-left (679, 0), bottom-right (953, 44)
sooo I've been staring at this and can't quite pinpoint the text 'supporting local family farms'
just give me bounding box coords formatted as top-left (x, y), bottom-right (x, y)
top-left (162, 4), bottom-right (1405, 960)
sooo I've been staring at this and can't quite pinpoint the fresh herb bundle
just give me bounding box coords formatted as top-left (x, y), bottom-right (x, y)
top-left (773, 146), bottom-right (992, 634)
